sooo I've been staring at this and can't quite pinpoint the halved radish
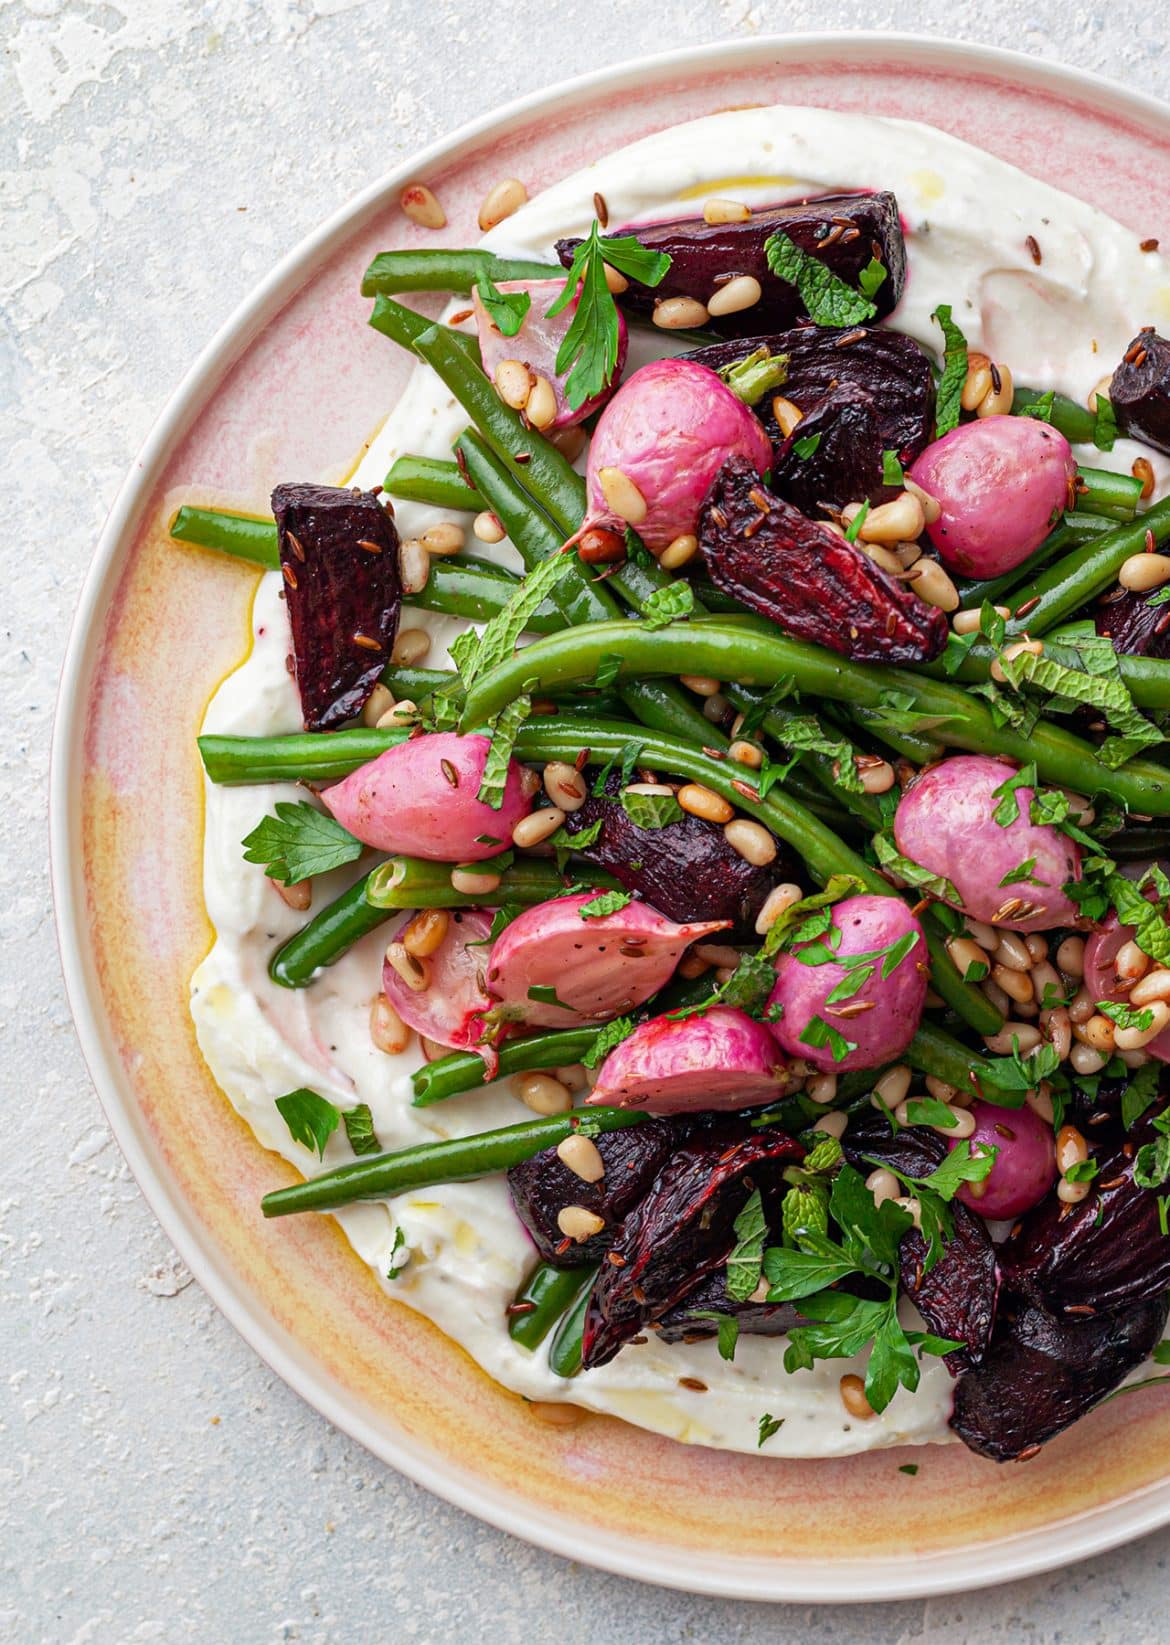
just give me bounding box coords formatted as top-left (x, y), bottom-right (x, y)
top-left (382, 908), bottom-right (498, 1070)
top-left (587, 1006), bottom-right (793, 1114)
top-left (471, 277), bottom-right (628, 429)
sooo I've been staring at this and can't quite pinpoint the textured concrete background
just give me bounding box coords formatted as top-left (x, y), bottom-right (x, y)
top-left (5, 3), bottom-right (1170, 1641)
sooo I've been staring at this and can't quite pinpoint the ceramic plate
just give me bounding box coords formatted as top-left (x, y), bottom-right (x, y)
top-left (52, 33), bottom-right (1170, 1601)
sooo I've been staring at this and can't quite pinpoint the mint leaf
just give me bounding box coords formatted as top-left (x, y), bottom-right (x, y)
top-left (582, 1014), bottom-right (636, 1068)
top-left (387, 1225), bottom-right (410, 1281)
top-left (764, 229), bottom-right (879, 327)
top-left (1019, 389), bottom-right (1055, 423)
top-left (641, 580), bottom-right (694, 631)
top-left (474, 272), bottom-right (531, 337)
top-left (1135, 1133), bottom-right (1170, 1190)
top-left (1122, 1061), bottom-right (1162, 1131)
top-left (477, 694), bottom-right (532, 808)
top-left (594, 651), bottom-right (623, 690)
top-left (578, 889), bottom-right (632, 920)
top-left (456, 551), bottom-right (575, 690)
top-left (620, 788), bottom-right (684, 830)
top-left (1097, 1000), bottom-right (1156, 1033)
top-left (275, 1088), bottom-right (340, 1158)
top-left (762, 874), bottom-right (865, 957)
top-left (242, 802), bottom-right (363, 885)
top-left (1093, 392), bottom-right (1118, 452)
top-left (342, 1103), bottom-right (381, 1157)
top-left (872, 831), bottom-right (960, 905)
top-left (932, 305), bottom-right (969, 436)
top-left (859, 257), bottom-right (888, 300)
top-left (726, 1188), bottom-right (768, 1303)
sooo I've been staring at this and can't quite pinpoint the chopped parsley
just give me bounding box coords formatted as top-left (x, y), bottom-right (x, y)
top-left (547, 223), bottom-right (671, 408)
top-left (275, 1088), bottom-right (340, 1159)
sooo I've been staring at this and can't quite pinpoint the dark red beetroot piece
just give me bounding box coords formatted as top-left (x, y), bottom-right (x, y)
top-left (767, 383), bottom-right (894, 514)
top-left (1108, 328), bottom-right (1170, 455)
top-left (581, 1128), bottom-right (804, 1369)
top-left (272, 483), bottom-right (402, 731)
top-left (654, 1267), bottom-right (803, 1344)
top-left (562, 773), bottom-right (789, 939)
top-left (998, 1102), bottom-right (1170, 1316)
top-left (557, 193), bottom-right (906, 338)
top-left (844, 1114), bottom-right (999, 1369)
top-left (506, 1117), bottom-right (678, 1267)
top-left (684, 326), bottom-right (936, 470)
top-left (1096, 585), bottom-right (1170, 660)
top-left (699, 457), bottom-right (949, 665)
top-left (949, 1294), bottom-right (1170, 1462)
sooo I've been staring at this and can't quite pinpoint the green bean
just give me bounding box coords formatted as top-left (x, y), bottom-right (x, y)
top-left (508, 1262), bottom-right (596, 1351)
top-left (548, 1274), bottom-right (596, 1378)
top-left (998, 497), bottom-right (1170, 637)
top-left (1012, 386), bottom-right (1097, 445)
top-left (383, 454), bottom-right (484, 511)
top-left (1074, 466), bottom-right (1145, 522)
top-left (379, 666), bottom-right (455, 700)
top-left (199, 727), bottom-right (404, 786)
top-left (260, 1107), bottom-right (648, 1217)
top-left (368, 294), bottom-right (480, 362)
top-left (907, 1020), bottom-right (1006, 1101)
top-left (367, 854), bottom-right (619, 910)
top-left (461, 623), bottom-right (1170, 816)
top-left (170, 505), bottom-right (278, 569)
top-left (929, 636), bottom-right (1170, 709)
top-left (954, 515), bottom-right (1111, 613)
top-left (412, 1028), bottom-right (601, 1107)
top-left (362, 249), bottom-right (560, 298)
top-left (269, 873), bottom-right (390, 988)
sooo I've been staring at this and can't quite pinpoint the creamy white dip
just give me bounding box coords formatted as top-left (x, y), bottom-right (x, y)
top-left (192, 105), bottom-right (1170, 1456)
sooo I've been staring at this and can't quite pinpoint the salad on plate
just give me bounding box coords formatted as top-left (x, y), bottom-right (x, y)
top-left (175, 105), bottom-right (1170, 1463)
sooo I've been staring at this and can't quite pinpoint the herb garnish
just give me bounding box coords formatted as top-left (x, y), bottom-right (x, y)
top-left (582, 1014), bottom-right (636, 1068)
top-left (758, 1412), bottom-right (785, 1447)
top-left (578, 889), bottom-right (632, 920)
top-left (799, 1013), bottom-right (858, 1064)
top-left (932, 305), bottom-right (969, 436)
top-left (793, 432), bottom-right (822, 459)
top-left (275, 1088), bottom-right (340, 1158)
top-left (342, 1103), bottom-right (382, 1157)
top-left (641, 580), bottom-right (694, 630)
top-left (387, 1225), bottom-right (411, 1281)
top-left (477, 694), bottom-right (533, 808)
top-left (764, 230), bottom-right (883, 327)
top-left (726, 1188), bottom-right (769, 1302)
top-left (1093, 392), bottom-right (1119, 452)
top-left (243, 802), bottom-right (363, 885)
top-left (620, 788), bottom-right (684, 829)
top-left (547, 223), bottom-right (671, 408)
top-left (881, 449), bottom-right (905, 486)
top-left (474, 271), bottom-right (530, 338)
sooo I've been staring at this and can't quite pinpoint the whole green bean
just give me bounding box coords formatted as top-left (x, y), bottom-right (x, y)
top-left (1011, 386), bottom-right (1097, 445)
top-left (170, 505), bottom-right (278, 568)
top-left (508, 1262), bottom-right (596, 1351)
top-left (367, 855), bottom-right (620, 910)
top-left (548, 1275), bottom-right (595, 1378)
top-left (269, 873), bottom-right (390, 988)
top-left (1074, 466), bottom-right (1145, 522)
top-left (998, 496), bottom-right (1170, 637)
top-left (460, 624), bottom-right (1170, 815)
top-left (954, 515), bottom-right (1111, 612)
top-left (412, 1027), bottom-right (602, 1107)
top-left (260, 1107), bottom-right (648, 1217)
top-left (383, 454), bottom-right (484, 511)
top-left (199, 727), bottom-right (403, 785)
top-left (907, 1021), bottom-right (1008, 1102)
top-left (368, 294), bottom-right (480, 362)
top-left (362, 248), bottom-right (560, 298)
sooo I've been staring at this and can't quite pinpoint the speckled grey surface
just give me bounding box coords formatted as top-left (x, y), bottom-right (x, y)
top-left (6, 4), bottom-right (1170, 1640)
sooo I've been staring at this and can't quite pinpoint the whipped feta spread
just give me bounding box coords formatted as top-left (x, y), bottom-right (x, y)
top-left (191, 105), bottom-right (1170, 1456)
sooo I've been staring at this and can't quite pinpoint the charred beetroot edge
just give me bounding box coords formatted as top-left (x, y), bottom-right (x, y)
top-left (272, 483), bottom-right (402, 732)
top-left (1110, 328), bottom-right (1170, 456)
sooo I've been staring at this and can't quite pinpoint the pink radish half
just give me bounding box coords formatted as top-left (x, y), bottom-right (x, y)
top-left (587, 1006), bottom-right (793, 1113)
top-left (486, 891), bottom-right (729, 1029)
top-left (382, 908), bottom-right (498, 1068)
top-left (1084, 908), bottom-right (1170, 1062)
top-left (324, 731), bottom-right (530, 860)
top-left (471, 278), bottom-right (628, 429)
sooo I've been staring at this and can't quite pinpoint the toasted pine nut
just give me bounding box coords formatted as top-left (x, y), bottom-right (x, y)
top-left (960, 353), bottom-right (993, 412)
top-left (1055, 1125), bottom-right (1089, 1174)
top-left (400, 182), bottom-right (446, 229)
top-left (894, 540), bottom-right (922, 568)
top-left (677, 951), bottom-right (710, 979)
top-left (1024, 934), bottom-right (1049, 965)
top-left (1067, 985), bottom-right (1096, 1025)
top-left (1026, 1083), bottom-right (1057, 1125)
top-left (1057, 1177), bottom-right (1090, 1205)
top-left (952, 604), bottom-right (1009, 635)
top-left (694, 942), bottom-right (741, 969)
top-left (1074, 1014), bottom-right (1116, 1053)
top-left (494, 358), bottom-right (533, 410)
top-left (856, 756), bottom-right (895, 795)
top-left (990, 638), bottom-right (1044, 682)
top-left (385, 941), bottom-right (430, 992)
top-left (903, 476), bottom-right (942, 524)
top-left (1119, 552), bottom-right (1170, 593)
top-left (624, 781), bottom-right (675, 798)
top-left (1042, 1006), bottom-right (1072, 1062)
top-left (362, 683), bottom-right (395, 726)
top-left (874, 1064), bottom-right (912, 1109)
top-left (478, 176), bottom-right (527, 232)
top-left (1116, 940), bottom-right (1151, 982)
top-left (1133, 457), bottom-right (1156, 501)
top-left (512, 807), bottom-right (566, 849)
top-left (1070, 1042), bottom-right (1107, 1075)
top-left (660, 533), bottom-right (699, 570)
top-left (723, 819), bottom-right (776, 867)
top-left (703, 197), bottom-right (751, 224)
top-left (708, 274), bottom-right (762, 317)
top-left (771, 395), bottom-right (804, 436)
top-left (369, 995), bottom-right (411, 1055)
top-left (401, 908), bottom-right (449, 958)
top-left (602, 264), bottom-right (629, 294)
top-left (376, 699), bottom-right (419, 728)
top-left (451, 865), bottom-right (501, 896)
top-left (528, 1400), bottom-right (584, 1426)
top-left (577, 526), bottom-right (626, 564)
top-left (948, 936), bottom-right (990, 981)
top-left (474, 510), bottom-right (506, 544)
top-left (730, 738), bottom-right (764, 769)
top-left (557, 1205), bottom-right (605, 1242)
top-left (525, 374), bottom-right (558, 431)
top-left (680, 674), bottom-right (721, 697)
top-left (512, 1072), bottom-right (572, 1115)
top-left (840, 1374), bottom-right (875, 1420)
top-left (703, 693), bottom-right (730, 723)
top-left (925, 1076), bottom-right (964, 1105)
top-left (420, 521), bottom-right (465, 557)
top-left (995, 931), bottom-right (1032, 972)
top-left (543, 761), bottom-right (588, 812)
top-left (976, 363), bottom-right (1014, 418)
top-left (1057, 936), bottom-right (1086, 979)
top-left (1031, 961), bottom-right (1064, 1011)
top-left (678, 783), bottom-right (733, 824)
top-left (993, 964), bottom-right (1034, 1005)
top-left (1087, 373), bottom-right (1115, 412)
top-left (982, 979), bottom-right (1012, 1017)
top-left (806, 1073), bottom-right (838, 1106)
top-left (966, 918), bottom-right (999, 950)
top-left (556, 1135), bottom-right (606, 1182)
top-left (1119, 1049), bottom-right (1153, 1068)
top-left (893, 1195), bottom-right (924, 1230)
top-left (399, 538), bottom-right (430, 594)
top-left (861, 541), bottom-right (904, 575)
top-left (555, 1064), bottom-right (588, 1090)
top-left (755, 882), bottom-right (804, 935)
top-left (985, 1021), bottom-right (1042, 1055)
top-left (653, 295), bottom-right (710, 329)
top-left (597, 465), bottom-right (647, 524)
top-left (909, 558), bottom-right (960, 613)
top-left (1130, 967), bottom-right (1170, 1007)
top-left (392, 627), bottom-right (431, 665)
top-left (812, 1109), bottom-right (848, 1139)
top-left (270, 875), bottom-right (311, 912)
top-left (520, 766), bottom-right (542, 800)
top-left (865, 1167), bottom-right (901, 1206)
top-left (1114, 1000), bottom-right (1170, 1050)
top-left (859, 492), bottom-right (926, 545)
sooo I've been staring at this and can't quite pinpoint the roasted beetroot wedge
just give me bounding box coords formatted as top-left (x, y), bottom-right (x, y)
top-left (654, 1267), bottom-right (802, 1344)
top-left (557, 193), bottom-right (906, 337)
top-left (768, 383), bottom-right (893, 514)
top-left (845, 1114), bottom-right (999, 1368)
top-left (506, 1117), bottom-right (678, 1266)
top-left (699, 457), bottom-right (949, 664)
top-left (1109, 328), bottom-right (1170, 454)
top-left (684, 326), bottom-right (936, 468)
top-left (1096, 585), bottom-right (1170, 659)
top-left (581, 1128), bottom-right (804, 1369)
top-left (562, 774), bottom-right (790, 938)
top-left (271, 483), bottom-right (401, 731)
top-left (998, 1104), bottom-right (1170, 1316)
top-left (949, 1294), bottom-right (1170, 1462)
